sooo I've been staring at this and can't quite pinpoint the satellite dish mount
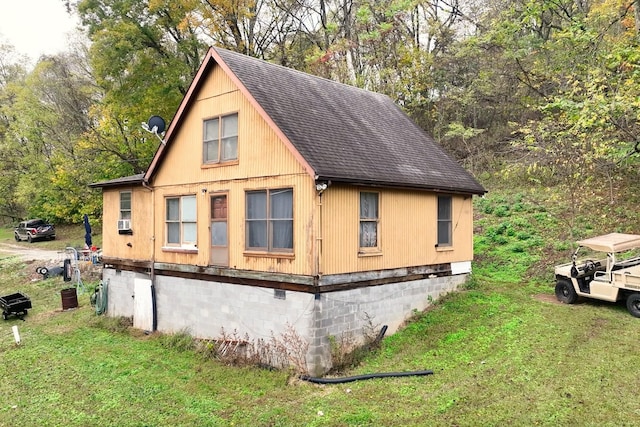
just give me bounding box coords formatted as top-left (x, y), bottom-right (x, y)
top-left (142, 115), bottom-right (166, 145)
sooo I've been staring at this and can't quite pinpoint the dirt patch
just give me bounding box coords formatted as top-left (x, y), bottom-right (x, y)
top-left (0, 243), bottom-right (102, 283)
top-left (533, 294), bottom-right (562, 304)
top-left (0, 242), bottom-right (64, 261)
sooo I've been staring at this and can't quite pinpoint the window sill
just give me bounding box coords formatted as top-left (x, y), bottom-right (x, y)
top-left (202, 160), bottom-right (239, 169)
top-left (435, 245), bottom-right (454, 252)
top-left (244, 250), bottom-right (294, 259)
top-left (358, 250), bottom-right (382, 257)
top-left (162, 246), bottom-right (198, 254)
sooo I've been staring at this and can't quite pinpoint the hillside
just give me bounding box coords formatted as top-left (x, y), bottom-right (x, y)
top-left (2, 178), bottom-right (640, 425)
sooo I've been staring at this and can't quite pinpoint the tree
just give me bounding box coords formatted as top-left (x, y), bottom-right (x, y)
top-left (500, 0), bottom-right (640, 208)
top-left (75, 0), bottom-right (208, 178)
top-left (0, 42), bottom-right (29, 222)
top-left (7, 50), bottom-right (101, 222)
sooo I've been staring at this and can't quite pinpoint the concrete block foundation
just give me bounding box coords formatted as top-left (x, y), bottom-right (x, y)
top-left (102, 268), bottom-right (467, 375)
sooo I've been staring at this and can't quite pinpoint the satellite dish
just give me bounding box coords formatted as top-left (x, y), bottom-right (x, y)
top-left (147, 115), bottom-right (166, 134)
top-left (141, 115), bottom-right (167, 145)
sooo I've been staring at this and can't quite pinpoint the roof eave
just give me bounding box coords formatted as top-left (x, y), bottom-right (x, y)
top-left (88, 180), bottom-right (144, 189)
top-left (88, 174), bottom-right (145, 189)
top-left (315, 175), bottom-right (486, 196)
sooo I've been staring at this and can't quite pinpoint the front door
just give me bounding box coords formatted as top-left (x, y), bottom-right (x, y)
top-left (210, 194), bottom-right (228, 266)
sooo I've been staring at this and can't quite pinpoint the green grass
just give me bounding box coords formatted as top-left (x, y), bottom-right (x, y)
top-left (2, 186), bottom-right (640, 426)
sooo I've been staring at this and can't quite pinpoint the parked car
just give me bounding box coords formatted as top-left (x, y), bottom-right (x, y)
top-left (14, 219), bottom-right (56, 243)
top-left (554, 232), bottom-right (640, 317)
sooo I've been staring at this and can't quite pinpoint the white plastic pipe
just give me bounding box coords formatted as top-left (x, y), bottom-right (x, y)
top-left (12, 325), bottom-right (20, 344)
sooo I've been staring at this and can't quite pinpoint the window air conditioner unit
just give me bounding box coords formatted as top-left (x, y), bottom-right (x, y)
top-left (117, 219), bottom-right (131, 231)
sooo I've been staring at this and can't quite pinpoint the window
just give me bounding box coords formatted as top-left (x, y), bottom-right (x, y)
top-left (437, 195), bottom-right (452, 247)
top-left (166, 195), bottom-right (197, 246)
top-left (359, 192), bottom-right (379, 249)
top-left (246, 188), bottom-right (293, 252)
top-left (204, 113), bottom-right (238, 163)
top-left (120, 191), bottom-right (131, 220)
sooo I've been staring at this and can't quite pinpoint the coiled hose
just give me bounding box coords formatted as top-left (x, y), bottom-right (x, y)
top-left (93, 280), bottom-right (108, 315)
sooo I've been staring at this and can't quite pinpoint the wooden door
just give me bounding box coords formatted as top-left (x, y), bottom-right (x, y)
top-left (210, 194), bottom-right (228, 266)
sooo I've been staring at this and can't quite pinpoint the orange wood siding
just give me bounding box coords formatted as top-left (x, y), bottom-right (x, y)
top-left (149, 176), bottom-right (316, 275)
top-left (99, 62), bottom-right (477, 277)
top-left (148, 65), bottom-right (316, 275)
top-left (153, 66), bottom-right (308, 186)
top-left (101, 187), bottom-right (153, 261)
top-left (319, 186), bottom-right (474, 275)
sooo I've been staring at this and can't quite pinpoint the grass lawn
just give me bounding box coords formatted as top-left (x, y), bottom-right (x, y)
top-left (1, 187), bottom-right (640, 426)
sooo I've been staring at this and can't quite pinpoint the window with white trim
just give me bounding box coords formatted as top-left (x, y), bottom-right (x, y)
top-left (166, 195), bottom-right (197, 246)
top-left (203, 113), bottom-right (238, 163)
top-left (437, 195), bottom-right (452, 247)
top-left (246, 188), bottom-right (293, 252)
top-left (359, 192), bottom-right (379, 249)
top-left (120, 191), bottom-right (131, 220)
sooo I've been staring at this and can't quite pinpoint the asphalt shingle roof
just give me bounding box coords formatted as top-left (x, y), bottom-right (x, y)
top-left (214, 47), bottom-right (485, 195)
top-left (95, 48), bottom-right (485, 195)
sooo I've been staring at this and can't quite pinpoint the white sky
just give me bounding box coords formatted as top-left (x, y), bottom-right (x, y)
top-left (0, 0), bottom-right (79, 62)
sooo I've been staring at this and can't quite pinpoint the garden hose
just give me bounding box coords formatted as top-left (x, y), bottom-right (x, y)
top-left (93, 280), bottom-right (108, 315)
top-left (300, 370), bottom-right (434, 384)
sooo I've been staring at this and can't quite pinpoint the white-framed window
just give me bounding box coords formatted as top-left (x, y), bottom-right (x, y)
top-left (119, 191), bottom-right (131, 220)
top-left (437, 195), bottom-right (452, 247)
top-left (359, 192), bottom-right (379, 249)
top-left (246, 188), bottom-right (293, 252)
top-left (203, 113), bottom-right (238, 164)
top-left (166, 195), bottom-right (197, 246)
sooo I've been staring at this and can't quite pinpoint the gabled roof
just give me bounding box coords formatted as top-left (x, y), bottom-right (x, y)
top-left (145, 47), bottom-right (485, 195)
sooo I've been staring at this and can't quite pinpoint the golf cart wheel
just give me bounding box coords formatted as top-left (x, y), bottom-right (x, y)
top-left (14, 234), bottom-right (19, 241)
top-left (555, 279), bottom-right (578, 304)
top-left (2, 312), bottom-right (7, 320)
top-left (626, 293), bottom-right (640, 318)
top-left (27, 234), bottom-right (33, 243)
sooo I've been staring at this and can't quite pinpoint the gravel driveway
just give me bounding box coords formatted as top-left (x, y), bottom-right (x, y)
top-left (0, 243), bottom-right (66, 261)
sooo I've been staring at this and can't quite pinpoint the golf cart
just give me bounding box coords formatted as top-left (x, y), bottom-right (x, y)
top-left (555, 233), bottom-right (640, 316)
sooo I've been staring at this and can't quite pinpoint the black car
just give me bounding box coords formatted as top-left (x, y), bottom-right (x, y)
top-left (14, 219), bottom-right (56, 243)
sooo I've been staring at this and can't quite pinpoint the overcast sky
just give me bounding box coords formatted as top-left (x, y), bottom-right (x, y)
top-left (0, 0), bottom-right (79, 62)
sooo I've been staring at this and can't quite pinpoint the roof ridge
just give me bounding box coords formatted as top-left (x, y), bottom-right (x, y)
top-left (213, 46), bottom-right (389, 99)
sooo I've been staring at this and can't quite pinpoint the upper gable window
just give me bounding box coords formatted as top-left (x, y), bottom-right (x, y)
top-left (437, 195), bottom-right (453, 247)
top-left (204, 113), bottom-right (238, 164)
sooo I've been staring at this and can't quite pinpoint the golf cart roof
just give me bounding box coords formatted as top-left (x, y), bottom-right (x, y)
top-left (577, 233), bottom-right (640, 253)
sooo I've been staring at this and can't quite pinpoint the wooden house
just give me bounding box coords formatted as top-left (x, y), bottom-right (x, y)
top-left (90, 47), bottom-right (486, 375)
